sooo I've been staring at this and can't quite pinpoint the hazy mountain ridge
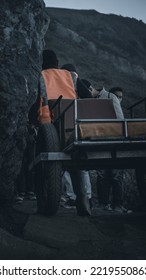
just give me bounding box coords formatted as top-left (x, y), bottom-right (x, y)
top-left (47, 8), bottom-right (146, 62)
top-left (45, 7), bottom-right (146, 114)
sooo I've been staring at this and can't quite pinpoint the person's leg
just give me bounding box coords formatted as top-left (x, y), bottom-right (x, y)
top-left (69, 170), bottom-right (91, 216)
top-left (25, 139), bottom-right (36, 200)
top-left (80, 170), bottom-right (93, 208)
top-left (62, 171), bottom-right (76, 200)
top-left (80, 171), bottom-right (92, 199)
top-left (61, 171), bottom-right (76, 208)
top-left (15, 157), bottom-right (26, 203)
top-left (97, 169), bottom-right (111, 207)
top-left (111, 169), bottom-right (123, 208)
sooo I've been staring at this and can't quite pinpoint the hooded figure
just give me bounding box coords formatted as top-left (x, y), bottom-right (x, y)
top-left (61, 64), bottom-right (92, 99)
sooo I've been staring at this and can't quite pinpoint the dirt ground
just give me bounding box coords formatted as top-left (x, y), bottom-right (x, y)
top-left (0, 200), bottom-right (146, 260)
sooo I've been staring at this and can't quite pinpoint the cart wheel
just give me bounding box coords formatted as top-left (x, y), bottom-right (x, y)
top-left (135, 168), bottom-right (146, 210)
top-left (35, 123), bottom-right (62, 216)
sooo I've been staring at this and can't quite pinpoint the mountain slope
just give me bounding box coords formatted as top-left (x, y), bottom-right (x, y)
top-left (45, 8), bottom-right (146, 114)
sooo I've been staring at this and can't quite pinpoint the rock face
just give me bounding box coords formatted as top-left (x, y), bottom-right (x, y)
top-left (0, 0), bottom-right (49, 205)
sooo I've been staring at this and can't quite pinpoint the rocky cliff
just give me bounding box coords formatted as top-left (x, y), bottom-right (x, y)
top-left (0, 4), bottom-right (146, 206)
top-left (45, 8), bottom-right (146, 115)
top-left (0, 0), bottom-right (49, 205)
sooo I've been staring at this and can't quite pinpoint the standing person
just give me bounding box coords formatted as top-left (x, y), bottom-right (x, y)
top-left (15, 124), bottom-right (37, 203)
top-left (29, 50), bottom-right (92, 216)
top-left (97, 87), bottom-right (125, 212)
top-left (60, 65), bottom-right (93, 210)
top-left (81, 79), bottom-right (128, 213)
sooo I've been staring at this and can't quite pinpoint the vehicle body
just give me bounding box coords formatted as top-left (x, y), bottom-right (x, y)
top-left (31, 97), bottom-right (146, 216)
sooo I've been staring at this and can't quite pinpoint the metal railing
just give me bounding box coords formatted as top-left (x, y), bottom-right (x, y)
top-left (127, 97), bottom-right (146, 118)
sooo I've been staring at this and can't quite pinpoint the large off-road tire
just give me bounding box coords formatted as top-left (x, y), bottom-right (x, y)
top-left (135, 168), bottom-right (146, 210)
top-left (35, 123), bottom-right (62, 216)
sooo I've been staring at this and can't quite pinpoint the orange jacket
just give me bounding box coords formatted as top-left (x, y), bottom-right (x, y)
top-left (38, 69), bottom-right (77, 124)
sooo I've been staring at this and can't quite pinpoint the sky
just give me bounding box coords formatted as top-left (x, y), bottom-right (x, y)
top-left (44, 0), bottom-right (146, 23)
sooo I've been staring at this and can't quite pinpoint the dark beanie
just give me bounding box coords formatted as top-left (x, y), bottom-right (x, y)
top-left (42, 49), bottom-right (58, 70)
top-left (61, 63), bottom-right (77, 73)
top-left (81, 79), bottom-right (91, 89)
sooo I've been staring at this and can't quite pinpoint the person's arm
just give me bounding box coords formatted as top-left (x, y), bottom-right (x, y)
top-left (29, 75), bottom-right (51, 126)
top-left (77, 78), bottom-right (93, 98)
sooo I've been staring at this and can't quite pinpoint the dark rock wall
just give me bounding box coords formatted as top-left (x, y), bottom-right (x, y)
top-left (0, 0), bottom-right (49, 205)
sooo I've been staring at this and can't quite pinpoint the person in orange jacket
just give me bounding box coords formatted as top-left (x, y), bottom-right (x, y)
top-left (29, 50), bottom-right (92, 125)
top-left (29, 49), bottom-right (92, 216)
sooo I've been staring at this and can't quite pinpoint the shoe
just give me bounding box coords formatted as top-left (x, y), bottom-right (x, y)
top-left (15, 193), bottom-right (25, 204)
top-left (26, 192), bottom-right (37, 200)
top-left (60, 195), bottom-right (68, 207)
top-left (114, 205), bottom-right (128, 213)
top-left (76, 197), bottom-right (91, 216)
top-left (104, 204), bottom-right (113, 211)
top-left (63, 199), bottom-right (76, 208)
top-left (60, 195), bottom-right (68, 203)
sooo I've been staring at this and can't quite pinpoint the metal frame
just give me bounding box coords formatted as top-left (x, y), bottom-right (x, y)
top-left (30, 98), bottom-right (146, 171)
